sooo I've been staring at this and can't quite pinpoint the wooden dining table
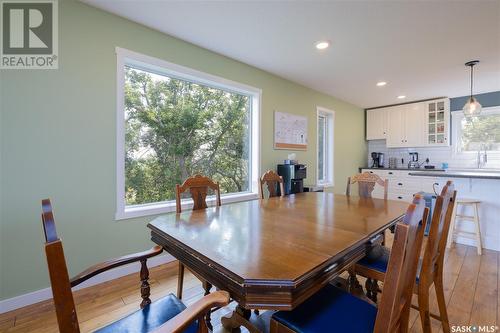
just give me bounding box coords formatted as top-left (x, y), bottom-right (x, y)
top-left (148, 192), bottom-right (409, 332)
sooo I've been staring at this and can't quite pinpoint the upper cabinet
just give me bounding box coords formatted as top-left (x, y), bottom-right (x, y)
top-left (366, 108), bottom-right (387, 140)
top-left (366, 98), bottom-right (450, 148)
top-left (386, 103), bottom-right (425, 148)
top-left (424, 99), bottom-right (450, 146)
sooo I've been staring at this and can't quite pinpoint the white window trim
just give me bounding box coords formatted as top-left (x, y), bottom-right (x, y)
top-left (451, 106), bottom-right (500, 158)
top-left (316, 106), bottom-right (335, 187)
top-left (115, 47), bottom-right (261, 220)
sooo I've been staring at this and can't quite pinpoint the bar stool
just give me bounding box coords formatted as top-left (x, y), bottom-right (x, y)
top-left (447, 198), bottom-right (482, 255)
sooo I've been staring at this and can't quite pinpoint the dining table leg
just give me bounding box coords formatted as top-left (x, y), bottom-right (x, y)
top-left (221, 304), bottom-right (261, 333)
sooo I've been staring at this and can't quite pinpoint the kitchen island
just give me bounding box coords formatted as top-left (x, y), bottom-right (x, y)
top-left (409, 170), bottom-right (500, 180)
top-left (409, 169), bottom-right (500, 251)
top-left (361, 167), bottom-right (500, 251)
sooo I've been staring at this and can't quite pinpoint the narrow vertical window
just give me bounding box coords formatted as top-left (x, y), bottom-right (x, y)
top-left (317, 107), bottom-right (334, 186)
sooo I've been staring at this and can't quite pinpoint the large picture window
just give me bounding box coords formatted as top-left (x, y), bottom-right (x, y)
top-left (116, 48), bottom-right (261, 219)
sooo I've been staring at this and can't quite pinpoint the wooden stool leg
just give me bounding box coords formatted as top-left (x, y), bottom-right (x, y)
top-left (473, 203), bottom-right (482, 255)
top-left (177, 261), bottom-right (185, 299)
top-left (434, 272), bottom-right (450, 333)
top-left (446, 201), bottom-right (458, 249)
top-left (418, 286), bottom-right (432, 333)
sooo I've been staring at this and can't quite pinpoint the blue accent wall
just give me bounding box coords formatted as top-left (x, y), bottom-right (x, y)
top-left (450, 91), bottom-right (500, 111)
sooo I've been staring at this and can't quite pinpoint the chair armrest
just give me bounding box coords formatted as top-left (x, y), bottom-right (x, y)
top-left (70, 246), bottom-right (163, 287)
top-left (153, 291), bottom-right (230, 333)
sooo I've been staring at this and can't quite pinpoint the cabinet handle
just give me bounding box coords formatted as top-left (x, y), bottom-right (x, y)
top-left (398, 196), bottom-right (403, 199)
top-left (369, 171), bottom-right (373, 173)
top-left (398, 182), bottom-right (403, 186)
top-left (388, 172), bottom-right (393, 175)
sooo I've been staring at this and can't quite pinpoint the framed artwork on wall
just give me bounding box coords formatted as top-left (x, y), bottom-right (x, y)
top-left (274, 111), bottom-right (308, 150)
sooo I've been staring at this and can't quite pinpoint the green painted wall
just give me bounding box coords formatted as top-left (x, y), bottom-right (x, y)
top-left (0, 0), bottom-right (366, 300)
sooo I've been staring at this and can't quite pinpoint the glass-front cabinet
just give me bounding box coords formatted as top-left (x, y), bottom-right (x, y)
top-left (424, 98), bottom-right (450, 146)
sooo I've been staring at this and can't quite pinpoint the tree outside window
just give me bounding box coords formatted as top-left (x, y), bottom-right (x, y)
top-left (124, 66), bottom-right (251, 206)
top-left (460, 113), bottom-right (500, 152)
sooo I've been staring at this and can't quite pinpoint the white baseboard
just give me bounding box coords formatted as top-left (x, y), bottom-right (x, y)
top-left (0, 254), bottom-right (175, 314)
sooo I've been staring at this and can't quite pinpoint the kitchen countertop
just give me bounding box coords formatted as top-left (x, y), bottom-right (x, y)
top-left (409, 170), bottom-right (500, 180)
top-left (360, 167), bottom-right (445, 172)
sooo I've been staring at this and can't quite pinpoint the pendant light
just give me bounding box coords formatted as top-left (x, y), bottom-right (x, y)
top-left (463, 60), bottom-right (482, 117)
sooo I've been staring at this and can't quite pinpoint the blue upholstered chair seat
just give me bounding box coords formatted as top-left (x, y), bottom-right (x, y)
top-left (358, 246), bottom-right (421, 283)
top-left (272, 284), bottom-right (377, 333)
top-left (357, 246), bottom-right (391, 273)
top-left (95, 293), bottom-right (198, 333)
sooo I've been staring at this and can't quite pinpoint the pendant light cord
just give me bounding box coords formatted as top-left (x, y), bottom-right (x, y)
top-left (470, 64), bottom-right (474, 98)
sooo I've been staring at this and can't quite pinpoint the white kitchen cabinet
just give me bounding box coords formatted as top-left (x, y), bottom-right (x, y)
top-left (386, 103), bottom-right (425, 148)
top-left (424, 99), bottom-right (450, 146)
top-left (366, 108), bottom-right (387, 140)
top-left (405, 102), bottom-right (425, 147)
top-left (386, 106), bottom-right (405, 147)
top-left (361, 169), bottom-right (442, 202)
top-left (367, 98), bottom-right (449, 148)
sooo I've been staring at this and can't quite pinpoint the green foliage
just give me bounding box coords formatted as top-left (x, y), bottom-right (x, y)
top-left (461, 114), bottom-right (500, 151)
top-left (124, 67), bottom-right (250, 205)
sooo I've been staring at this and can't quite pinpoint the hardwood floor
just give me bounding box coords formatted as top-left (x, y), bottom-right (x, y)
top-left (0, 242), bottom-right (497, 332)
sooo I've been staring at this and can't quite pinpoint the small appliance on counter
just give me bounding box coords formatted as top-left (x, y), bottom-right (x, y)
top-left (278, 164), bottom-right (306, 195)
top-left (408, 152), bottom-right (419, 169)
top-left (371, 152), bottom-right (384, 168)
top-left (388, 157), bottom-right (398, 169)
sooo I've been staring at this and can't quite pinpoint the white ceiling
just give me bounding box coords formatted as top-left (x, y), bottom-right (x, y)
top-left (82, 0), bottom-right (500, 108)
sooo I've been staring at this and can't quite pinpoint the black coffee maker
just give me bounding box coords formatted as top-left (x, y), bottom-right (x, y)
top-left (371, 152), bottom-right (384, 168)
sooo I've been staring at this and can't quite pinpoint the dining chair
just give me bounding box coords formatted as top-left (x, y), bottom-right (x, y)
top-left (346, 171), bottom-right (389, 200)
top-left (345, 171), bottom-right (390, 288)
top-left (354, 181), bottom-right (456, 333)
top-left (259, 170), bottom-right (285, 199)
top-left (175, 174), bottom-right (222, 328)
top-left (41, 199), bottom-right (229, 333)
top-left (270, 195), bottom-right (427, 333)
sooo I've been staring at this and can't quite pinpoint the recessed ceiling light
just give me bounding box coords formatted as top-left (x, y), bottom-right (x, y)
top-left (397, 95), bottom-right (406, 99)
top-left (376, 81), bottom-right (387, 87)
top-left (315, 41), bottom-right (330, 50)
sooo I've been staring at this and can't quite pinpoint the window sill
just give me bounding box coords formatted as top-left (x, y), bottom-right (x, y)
top-left (317, 181), bottom-right (334, 188)
top-left (115, 192), bottom-right (259, 220)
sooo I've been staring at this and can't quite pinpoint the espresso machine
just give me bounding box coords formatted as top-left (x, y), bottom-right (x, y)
top-left (371, 152), bottom-right (384, 168)
top-left (277, 164), bottom-right (307, 195)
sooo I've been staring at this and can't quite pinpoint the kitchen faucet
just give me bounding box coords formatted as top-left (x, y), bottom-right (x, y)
top-left (477, 143), bottom-right (488, 168)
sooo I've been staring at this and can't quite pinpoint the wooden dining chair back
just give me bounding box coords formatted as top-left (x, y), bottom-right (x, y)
top-left (259, 170), bottom-right (285, 199)
top-left (346, 172), bottom-right (388, 200)
top-left (420, 181), bottom-right (456, 283)
top-left (414, 181), bottom-right (456, 333)
top-left (373, 195), bottom-right (427, 332)
top-left (176, 174), bottom-right (221, 214)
